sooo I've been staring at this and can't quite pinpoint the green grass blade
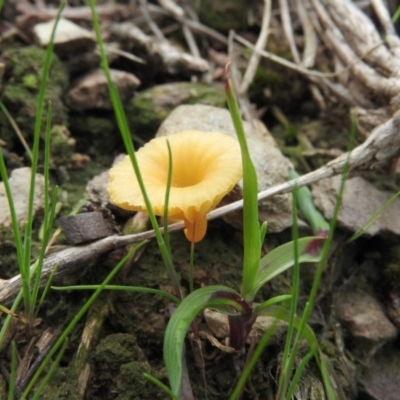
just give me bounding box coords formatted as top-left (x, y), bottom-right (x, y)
top-left (31, 101), bottom-right (59, 316)
top-left (318, 351), bottom-right (341, 400)
top-left (348, 190), bottom-right (400, 242)
top-left (285, 348), bottom-right (316, 400)
top-left (392, 5), bottom-right (400, 23)
top-left (8, 341), bottom-right (17, 400)
top-left (51, 284), bottom-right (180, 304)
top-left (229, 316), bottom-right (282, 400)
top-left (143, 373), bottom-right (177, 400)
top-left (225, 68), bottom-right (260, 302)
top-left (88, 0), bottom-right (180, 297)
top-left (285, 112), bottom-right (358, 400)
top-left (164, 285), bottom-right (240, 396)
top-left (21, 242), bottom-right (146, 398)
top-left (0, 292), bottom-right (23, 352)
top-left (22, 3), bottom-right (65, 321)
top-left (255, 294), bottom-right (292, 310)
top-left (37, 264), bottom-right (58, 314)
top-left (277, 188), bottom-right (301, 399)
top-left (31, 338), bottom-right (68, 400)
top-left (0, 102), bottom-right (32, 160)
top-left (0, 147), bottom-right (24, 271)
top-left (163, 140), bottom-right (173, 254)
top-left (259, 221), bottom-right (268, 249)
top-left (257, 305), bottom-right (318, 348)
top-left (230, 303), bottom-right (318, 400)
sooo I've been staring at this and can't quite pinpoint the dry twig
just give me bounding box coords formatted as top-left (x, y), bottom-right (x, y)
top-left (239, 0), bottom-right (272, 95)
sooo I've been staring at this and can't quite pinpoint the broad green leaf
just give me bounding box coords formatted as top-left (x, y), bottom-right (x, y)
top-left (164, 285), bottom-right (240, 397)
top-left (249, 237), bottom-right (325, 299)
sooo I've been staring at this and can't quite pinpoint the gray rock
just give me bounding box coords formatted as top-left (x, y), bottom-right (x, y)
top-left (361, 346), bottom-right (400, 400)
top-left (156, 104), bottom-right (293, 232)
top-left (85, 155), bottom-right (124, 208)
top-left (204, 308), bottom-right (287, 346)
top-left (334, 286), bottom-right (397, 356)
top-left (58, 212), bottom-right (112, 245)
top-left (312, 176), bottom-right (400, 236)
top-left (65, 69), bottom-right (140, 111)
top-left (34, 18), bottom-right (95, 54)
top-left (127, 82), bottom-right (225, 142)
top-left (0, 167), bottom-right (44, 228)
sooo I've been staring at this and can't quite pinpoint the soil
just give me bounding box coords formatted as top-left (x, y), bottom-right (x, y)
top-left (1, 1), bottom-right (400, 400)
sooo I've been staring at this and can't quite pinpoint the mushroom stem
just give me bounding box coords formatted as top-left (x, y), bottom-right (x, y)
top-left (183, 212), bottom-right (207, 243)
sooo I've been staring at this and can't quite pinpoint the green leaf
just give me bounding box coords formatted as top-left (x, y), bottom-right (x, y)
top-left (164, 285), bottom-right (240, 397)
top-left (256, 295), bottom-right (292, 310)
top-left (249, 236), bottom-right (325, 299)
top-left (52, 285), bottom-right (180, 304)
top-left (88, 0), bottom-right (180, 298)
top-left (259, 221), bottom-right (268, 249)
top-left (256, 305), bottom-right (317, 349)
top-left (318, 352), bottom-right (341, 400)
top-left (288, 170), bottom-right (330, 235)
top-left (225, 69), bottom-right (260, 302)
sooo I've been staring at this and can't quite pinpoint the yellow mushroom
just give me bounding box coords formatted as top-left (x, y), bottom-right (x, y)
top-left (107, 130), bottom-right (243, 243)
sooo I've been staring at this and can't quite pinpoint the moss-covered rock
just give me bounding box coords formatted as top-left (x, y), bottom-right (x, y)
top-left (126, 82), bottom-right (225, 142)
top-left (69, 113), bottom-right (120, 161)
top-left (197, 0), bottom-right (255, 33)
top-left (86, 333), bottom-right (163, 399)
top-left (0, 47), bottom-right (69, 149)
top-left (50, 125), bottom-right (75, 166)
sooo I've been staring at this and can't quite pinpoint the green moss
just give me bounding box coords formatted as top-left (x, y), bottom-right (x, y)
top-left (197, 0), bottom-right (253, 33)
top-left (50, 125), bottom-right (75, 165)
top-left (59, 160), bottom-right (106, 214)
top-left (0, 47), bottom-right (68, 148)
top-left (22, 73), bottom-right (39, 89)
top-left (384, 244), bottom-right (400, 289)
top-left (69, 113), bottom-right (120, 160)
top-left (126, 82), bottom-right (225, 141)
top-left (116, 362), bottom-right (163, 400)
top-left (3, 46), bottom-right (68, 91)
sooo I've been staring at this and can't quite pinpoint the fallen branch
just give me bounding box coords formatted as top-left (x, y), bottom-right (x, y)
top-left (1, 109), bottom-right (399, 304)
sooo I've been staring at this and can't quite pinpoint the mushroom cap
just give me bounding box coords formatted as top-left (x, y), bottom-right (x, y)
top-left (107, 130), bottom-right (243, 242)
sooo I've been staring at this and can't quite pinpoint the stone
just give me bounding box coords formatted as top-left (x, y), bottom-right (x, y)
top-left (34, 18), bottom-right (95, 54)
top-left (334, 286), bottom-right (397, 356)
top-left (0, 47), bottom-right (68, 146)
top-left (58, 212), bottom-right (112, 245)
top-left (65, 69), bottom-right (140, 111)
top-left (86, 155), bottom-right (124, 208)
top-left (0, 167), bottom-right (44, 228)
top-left (361, 346), bottom-right (400, 400)
top-left (312, 176), bottom-right (400, 236)
top-left (156, 104), bottom-right (293, 232)
top-left (127, 82), bottom-right (225, 142)
top-left (203, 308), bottom-right (287, 345)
